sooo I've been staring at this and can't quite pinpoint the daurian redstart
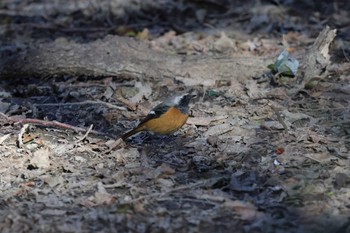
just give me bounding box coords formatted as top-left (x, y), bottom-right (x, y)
top-left (121, 93), bottom-right (193, 140)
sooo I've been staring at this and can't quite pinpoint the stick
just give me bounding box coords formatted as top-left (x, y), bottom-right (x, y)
top-left (0, 112), bottom-right (105, 136)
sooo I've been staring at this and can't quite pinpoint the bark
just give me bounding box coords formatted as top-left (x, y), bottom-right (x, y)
top-left (301, 25), bottom-right (337, 86)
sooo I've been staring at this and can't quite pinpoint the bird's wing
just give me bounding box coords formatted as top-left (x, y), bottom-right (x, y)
top-left (137, 103), bottom-right (169, 126)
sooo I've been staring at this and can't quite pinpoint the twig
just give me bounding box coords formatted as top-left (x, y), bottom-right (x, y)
top-left (17, 124), bottom-right (29, 148)
top-left (0, 133), bottom-right (11, 145)
top-left (104, 138), bottom-right (124, 154)
top-left (34, 100), bottom-right (126, 110)
top-left (156, 196), bottom-right (219, 207)
top-left (0, 112), bottom-right (9, 120)
top-left (268, 103), bottom-right (289, 133)
top-left (76, 124), bottom-right (94, 143)
top-left (20, 22), bottom-right (152, 33)
top-left (119, 177), bottom-right (223, 204)
top-left (22, 23), bottom-right (114, 32)
top-left (1, 112), bottom-right (105, 136)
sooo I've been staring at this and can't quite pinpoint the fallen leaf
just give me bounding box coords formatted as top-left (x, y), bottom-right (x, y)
top-left (223, 200), bottom-right (264, 221)
top-left (304, 153), bottom-right (331, 163)
top-left (155, 163), bottom-right (176, 178)
top-left (204, 124), bottom-right (232, 137)
top-left (30, 148), bottom-right (51, 169)
top-left (214, 32), bottom-right (236, 52)
top-left (187, 115), bottom-right (228, 126)
top-left (239, 39), bottom-right (258, 51)
top-left (0, 133), bottom-right (11, 145)
top-left (42, 175), bottom-right (65, 188)
top-left (207, 135), bottom-right (218, 147)
top-left (94, 182), bottom-right (115, 205)
top-left (112, 147), bottom-right (140, 168)
top-left (275, 147), bottom-right (285, 155)
top-left (41, 209), bottom-right (67, 216)
top-left (156, 178), bottom-right (174, 188)
top-left (230, 171), bottom-right (258, 192)
top-left (261, 121), bottom-right (286, 130)
top-left (282, 110), bottom-right (312, 123)
top-left (53, 144), bottom-right (74, 156)
top-left (136, 28), bottom-right (150, 40)
top-left (334, 173), bottom-right (349, 189)
top-left (22, 133), bottom-right (39, 144)
top-left (187, 117), bottom-right (212, 126)
top-left (130, 82), bottom-right (152, 103)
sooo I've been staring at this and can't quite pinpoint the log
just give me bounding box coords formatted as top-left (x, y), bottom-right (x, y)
top-left (0, 26), bottom-right (335, 87)
top-left (0, 35), bottom-right (270, 86)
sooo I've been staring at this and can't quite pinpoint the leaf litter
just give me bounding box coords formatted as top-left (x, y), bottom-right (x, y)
top-left (1, 0), bottom-right (350, 233)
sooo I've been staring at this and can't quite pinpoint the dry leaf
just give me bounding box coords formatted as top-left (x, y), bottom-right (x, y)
top-left (136, 28), bottom-right (150, 40)
top-left (22, 133), bottom-right (39, 144)
top-left (187, 115), bottom-right (228, 126)
top-left (204, 124), bottom-right (232, 137)
top-left (304, 153), bottom-right (331, 163)
top-left (155, 163), bottom-right (176, 177)
top-left (42, 175), bottom-right (65, 188)
top-left (156, 178), bottom-right (175, 188)
top-left (223, 200), bottom-right (264, 221)
top-left (214, 32), bottom-right (236, 52)
top-left (262, 121), bottom-right (285, 130)
top-left (130, 82), bottom-right (152, 103)
top-left (30, 148), bottom-right (51, 169)
top-left (207, 135), bottom-right (218, 147)
top-left (113, 147), bottom-right (140, 168)
top-left (94, 182), bottom-right (115, 205)
top-left (0, 133), bottom-right (11, 145)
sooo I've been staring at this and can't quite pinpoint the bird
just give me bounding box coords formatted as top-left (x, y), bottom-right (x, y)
top-left (121, 93), bottom-right (194, 140)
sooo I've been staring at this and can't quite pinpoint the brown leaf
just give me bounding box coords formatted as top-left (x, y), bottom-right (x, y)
top-left (223, 200), bottom-right (264, 221)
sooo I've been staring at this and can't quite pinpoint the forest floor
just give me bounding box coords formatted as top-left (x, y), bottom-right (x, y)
top-left (1, 1), bottom-right (350, 232)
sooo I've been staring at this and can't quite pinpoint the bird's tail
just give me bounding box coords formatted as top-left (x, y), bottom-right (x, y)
top-left (121, 127), bottom-right (142, 140)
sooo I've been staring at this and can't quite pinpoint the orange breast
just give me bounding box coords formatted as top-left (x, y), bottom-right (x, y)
top-left (143, 107), bottom-right (189, 134)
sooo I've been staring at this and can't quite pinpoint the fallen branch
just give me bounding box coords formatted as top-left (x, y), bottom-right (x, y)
top-left (117, 176), bottom-right (224, 204)
top-left (34, 100), bottom-right (126, 110)
top-left (0, 35), bottom-right (270, 86)
top-left (75, 124), bottom-right (94, 142)
top-left (0, 112), bottom-right (104, 136)
top-left (0, 27), bottom-right (337, 88)
top-left (301, 26), bottom-right (337, 86)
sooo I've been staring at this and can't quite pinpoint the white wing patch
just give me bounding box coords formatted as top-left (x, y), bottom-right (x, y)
top-left (173, 95), bottom-right (184, 105)
top-left (149, 110), bottom-right (156, 115)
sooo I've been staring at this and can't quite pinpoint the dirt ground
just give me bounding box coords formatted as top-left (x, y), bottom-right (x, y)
top-left (1, 0), bottom-right (350, 232)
